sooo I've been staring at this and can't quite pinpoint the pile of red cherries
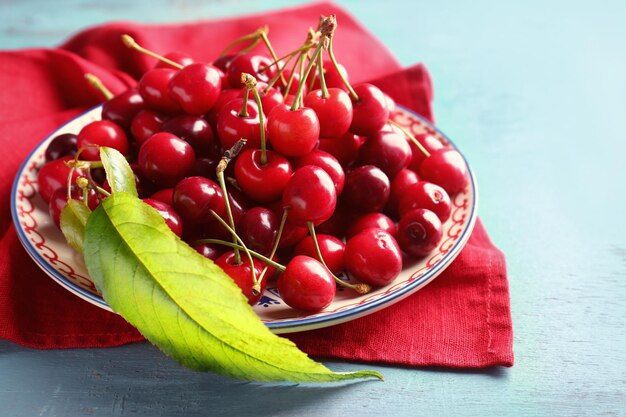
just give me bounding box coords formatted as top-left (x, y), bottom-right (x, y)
top-left (38, 16), bottom-right (468, 313)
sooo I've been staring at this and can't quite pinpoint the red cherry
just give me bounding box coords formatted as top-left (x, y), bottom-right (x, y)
top-left (45, 133), bottom-right (77, 162)
top-left (255, 83), bottom-right (284, 115)
top-left (294, 234), bottom-right (345, 275)
top-left (168, 63), bottom-right (222, 115)
top-left (386, 168), bottom-right (420, 218)
top-left (48, 185), bottom-right (98, 228)
top-left (310, 60), bottom-right (349, 92)
top-left (205, 88), bottom-right (243, 126)
top-left (172, 176), bottom-right (225, 224)
top-left (291, 149), bottom-right (345, 195)
top-left (357, 130), bottom-right (412, 179)
top-left (397, 208), bottom-right (443, 257)
top-left (267, 104), bottom-right (320, 157)
top-left (318, 132), bottom-right (364, 168)
top-left (277, 221), bottom-right (309, 249)
top-left (341, 165), bottom-right (390, 213)
top-left (130, 109), bottom-right (166, 145)
top-left (215, 251), bottom-right (266, 305)
top-left (346, 212), bottom-right (397, 239)
top-left (143, 198), bottom-right (184, 237)
top-left (76, 120), bottom-right (129, 161)
top-left (344, 229), bottom-right (402, 287)
top-left (37, 156), bottom-right (80, 203)
top-left (162, 115), bottom-right (217, 157)
top-left (155, 51), bottom-right (194, 69)
top-left (234, 149), bottom-right (292, 203)
top-left (408, 133), bottom-right (444, 172)
top-left (304, 88), bottom-right (353, 139)
top-left (226, 54), bottom-right (275, 86)
top-left (138, 132), bottom-right (195, 187)
top-left (282, 166), bottom-right (337, 226)
top-left (277, 255), bottom-right (336, 312)
top-left (239, 207), bottom-right (277, 256)
top-left (419, 148), bottom-right (469, 195)
top-left (349, 83), bottom-right (389, 136)
top-left (398, 182), bottom-right (451, 222)
top-left (101, 89), bottom-right (144, 130)
top-left (138, 68), bottom-right (182, 114)
top-left (192, 242), bottom-right (225, 261)
top-left (150, 188), bottom-right (174, 206)
top-left (216, 98), bottom-right (264, 151)
top-left (316, 204), bottom-right (351, 238)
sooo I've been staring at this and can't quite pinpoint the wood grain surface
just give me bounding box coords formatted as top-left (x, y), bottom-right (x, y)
top-left (1, 0), bottom-right (625, 416)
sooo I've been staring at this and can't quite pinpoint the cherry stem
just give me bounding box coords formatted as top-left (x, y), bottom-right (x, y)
top-left (316, 45), bottom-right (329, 99)
top-left (326, 36), bottom-right (358, 101)
top-left (209, 209), bottom-right (260, 294)
top-left (84, 73), bottom-right (113, 100)
top-left (216, 139), bottom-right (247, 265)
top-left (195, 239), bottom-right (286, 272)
top-left (258, 30), bottom-right (287, 85)
top-left (264, 50), bottom-right (297, 91)
top-left (306, 221), bottom-right (371, 294)
top-left (218, 26), bottom-right (267, 57)
top-left (121, 34), bottom-right (184, 69)
top-left (241, 73), bottom-right (268, 165)
top-left (290, 41), bottom-right (324, 111)
top-left (387, 119), bottom-right (431, 158)
top-left (259, 208), bottom-right (288, 281)
top-left (239, 84), bottom-right (251, 118)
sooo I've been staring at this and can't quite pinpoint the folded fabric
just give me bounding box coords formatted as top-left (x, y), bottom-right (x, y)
top-left (0, 1), bottom-right (513, 367)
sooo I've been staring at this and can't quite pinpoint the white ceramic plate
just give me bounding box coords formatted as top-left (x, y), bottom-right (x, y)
top-left (11, 105), bottom-right (477, 334)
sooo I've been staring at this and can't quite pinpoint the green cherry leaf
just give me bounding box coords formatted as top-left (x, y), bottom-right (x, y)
top-left (99, 146), bottom-right (137, 196)
top-left (59, 199), bottom-right (92, 253)
top-left (83, 192), bottom-right (382, 383)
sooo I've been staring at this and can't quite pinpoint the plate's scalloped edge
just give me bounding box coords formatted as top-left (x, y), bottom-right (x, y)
top-left (10, 105), bottom-right (478, 333)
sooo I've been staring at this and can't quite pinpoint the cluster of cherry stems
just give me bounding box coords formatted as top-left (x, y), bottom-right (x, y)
top-left (38, 15), bottom-right (468, 313)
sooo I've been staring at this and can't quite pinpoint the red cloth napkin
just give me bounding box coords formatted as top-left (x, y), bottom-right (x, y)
top-left (0, 2), bottom-right (513, 367)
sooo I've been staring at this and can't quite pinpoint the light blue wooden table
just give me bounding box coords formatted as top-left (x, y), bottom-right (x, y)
top-left (2, 1), bottom-right (625, 415)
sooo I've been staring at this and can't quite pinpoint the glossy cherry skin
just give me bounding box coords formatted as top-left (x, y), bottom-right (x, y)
top-left (419, 148), bottom-right (469, 195)
top-left (255, 83), bottom-right (284, 115)
top-left (45, 133), bottom-right (77, 162)
top-left (162, 115), bottom-right (217, 157)
top-left (215, 251), bottom-right (266, 305)
top-left (304, 88), bottom-right (353, 139)
top-left (192, 242), bottom-right (225, 261)
top-left (386, 168), bottom-right (420, 218)
top-left (349, 83), bottom-right (389, 137)
top-left (277, 221), bottom-right (309, 249)
top-left (344, 229), bottom-right (402, 287)
top-left (168, 63), bottom-right (222, 115)
top-left (315, 204), bottom-right (351, 238)
top-left (150, 188), bottom-right (174, 206)
top-left (239, 207), bottom-right (277, 256)
top-left (399, 182), bottom-right (451, 222)
top-left (138, 68), bottom-right (182, 114)
top-left (234, 149), bottom-right (292, 203)
top-left (138, 132), bottom-right (195, 187)
top-left (216, 98), bottom-right (264, 151)
top-left (172, 176), bottom-right (225, 224)
top-left (226, 53), bottom-right (275, 86)
top-left (408, 133), bottom-right (445, 172)
top-left (309, 60), bottom-right (349, 92)
top-left (357, 130), bottom-right (412, 179)
top-left (318, 132), bottom-right (364, 168)
top-left (76, 120), bottom-right (129, 161)
top-left (282, 165), bottom-right (337, 226)
top-left (130, 109), bottom-right (166, 145)
top-left (267, 104), bottom-right (320, 157)
top-left (37, 156), bottom-right (80, 203)
top-left (346, 212), bottom-right (397, 239)
top-left (294, 234), bottom-right (345, 275)
top-left (277, 255), bottom-right (336, 312)
top-left (143, 198), bottom-right (184, 237)
top-left (341, 165), bottom-right (390, 213)
top-left (101, 89), bottom-right (144, 129)
top-left (397, 208), bottom-right (443, 257)
top-left (155, 51), bottom-right (194, 69)
top-left (48, 185), bottom-right (98, 228)
top-left (291, 149), bottom-right (345, 195)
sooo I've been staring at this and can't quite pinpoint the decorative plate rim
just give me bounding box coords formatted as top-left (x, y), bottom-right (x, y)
top-left (10, 105), bottom-right (477, 334)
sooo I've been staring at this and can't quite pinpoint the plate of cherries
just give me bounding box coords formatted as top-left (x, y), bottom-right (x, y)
top-left (11, 17), bottom-right (477, 333)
